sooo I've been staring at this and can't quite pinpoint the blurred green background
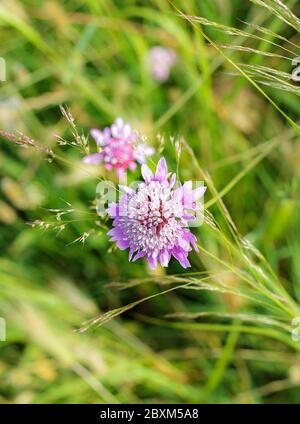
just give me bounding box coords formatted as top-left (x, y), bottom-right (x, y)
top-left (1, 0), bottom-right (300, 404)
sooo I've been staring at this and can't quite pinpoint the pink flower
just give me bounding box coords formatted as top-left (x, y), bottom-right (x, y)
top-left (84, 118), bottom-right (154, 176)
top-left (107, 158), bottom-right (206, 269)
top-left (149, 46), bottom-right (177, 81)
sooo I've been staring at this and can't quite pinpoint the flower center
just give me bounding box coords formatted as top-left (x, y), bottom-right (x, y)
top-left (120, 181), bottom-right (183, 254)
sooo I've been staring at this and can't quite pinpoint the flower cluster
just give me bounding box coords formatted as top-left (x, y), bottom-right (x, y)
top-left (149, 46), bottom-right (177, 81)
top-left (107, 158), bottom-right (206, 269)
top-left (84, 117), bottom-right (154, 176)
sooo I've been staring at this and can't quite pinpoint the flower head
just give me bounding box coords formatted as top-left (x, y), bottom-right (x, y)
top-left (107, 158), bottom-right (206, 269)
top-left (149, 46), bottom-right (177, 81)
top-left (84, 117), bottom-right (154, 176)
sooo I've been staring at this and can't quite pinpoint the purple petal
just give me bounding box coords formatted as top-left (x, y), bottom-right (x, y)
top-left (107, 228), bottom-right (117, 238)
top-left (119, 185), bottom-right (135, 195)
top-left (159, 249), bottom-right (171, 267)
top-left (106, 202), bottom-right (118, 217)
top-left (178, 237), bottom-right (190, 251)
top-left (129, 161), bottom-right (137, 171)
top-left (145, 146), bottom-right (155, 157)
top-left (90, 129), bottom-right (104, 146)
top-left (107, 226), bottom-right (124, 241)
top-left (181, 183), bottom-right (206, 208)
top-left (141, 164), bottom-right (153, 183)
top-left (193, 186), bottom-right (207, 201)
top-left (169, 173), bottom-right (177, 189)
top-left (183, 181), bottom-right (193, 190)
top-left (155, 157), bottom-right (168, 182)
top-left (116, 168), bottom-right (125, 178)
top-left (129, 248), bottom-right (136, 261)
top-left (116, 238), bottom-right (129, 250)
top-left (173, 186), bottom-right (183, 202)
top-left (183, 213), bottom-right (195, 221)
top-left (147, 255), bottom-right (158, 269)
top-left (181, 181), bottom-right (194, 207)
top-left (132, 251), bottom-right (147, 262)
top-left (115, 117), bottom-right (124, 127)
top-left (103, 127), bottom-right (111, 138)
top-left (171, 247), bottom-right (191, 269)
top-left (182, 230), bottom-right (199, 251)
top-left (134, 144), bottom-right (155, 164)
top-left (83, 153), bottom-right (102, 165)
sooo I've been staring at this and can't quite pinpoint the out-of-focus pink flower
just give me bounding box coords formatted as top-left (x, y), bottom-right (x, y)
top-left (149, 46), bottom-right (177, 81)
top-left (84, 118), bottom-right (154, 176)
top-left (107, 157), bottom-right (206, 269)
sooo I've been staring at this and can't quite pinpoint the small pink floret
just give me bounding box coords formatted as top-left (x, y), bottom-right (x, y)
top-left (84, 118), bottom-right (154, 175)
